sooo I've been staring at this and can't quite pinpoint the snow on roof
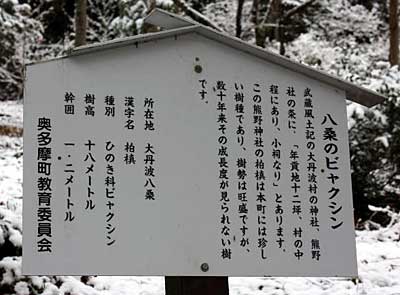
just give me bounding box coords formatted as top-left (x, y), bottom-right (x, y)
top-left (145, 8), bottom-right (197, 29)
top-left (34, 9), bottom-right (386, 107)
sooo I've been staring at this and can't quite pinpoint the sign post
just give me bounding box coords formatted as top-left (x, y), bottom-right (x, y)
top-left (165, 277), bottom-right (229, 295)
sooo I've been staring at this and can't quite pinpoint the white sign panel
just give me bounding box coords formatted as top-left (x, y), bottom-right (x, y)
top-left (23, 34), bottom-right (357, 276)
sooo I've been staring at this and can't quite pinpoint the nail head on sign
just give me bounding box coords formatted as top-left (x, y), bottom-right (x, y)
top-left (194, 64), bottom-right (202, 74)
top-left (201, 262), bottom-right (209, 272)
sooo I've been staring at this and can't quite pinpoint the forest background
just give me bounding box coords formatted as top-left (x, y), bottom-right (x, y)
top-left (2, 0), bottom-right (399, 224)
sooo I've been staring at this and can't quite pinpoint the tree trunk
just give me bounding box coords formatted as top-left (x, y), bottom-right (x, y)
top-left (389, 0), bottom-right (399, 66)
top-left (236, 0), bottom-right (245, 38)
top-left (253, 0), bottom-right (283, 48)
top-left (278, 21), bottom-right (285, 55)
top-left (252, 0), bottom-right (265, 47)
top-left (75, 0), bottom-right (87, 47)
top-left (268, 0), bottom-right (282, 37)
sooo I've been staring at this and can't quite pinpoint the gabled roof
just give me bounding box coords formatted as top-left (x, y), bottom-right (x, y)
top-left (45, 9), bottom-right (387, 107)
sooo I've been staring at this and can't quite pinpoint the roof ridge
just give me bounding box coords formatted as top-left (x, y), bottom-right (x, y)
top-left (144, 8), bottom-right (198, 29)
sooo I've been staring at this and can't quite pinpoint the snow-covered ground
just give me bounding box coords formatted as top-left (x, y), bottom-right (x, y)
top-left (0, 100), bottom-right (23, 129)
top-left (0, 101), bottom-right (399, 295)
